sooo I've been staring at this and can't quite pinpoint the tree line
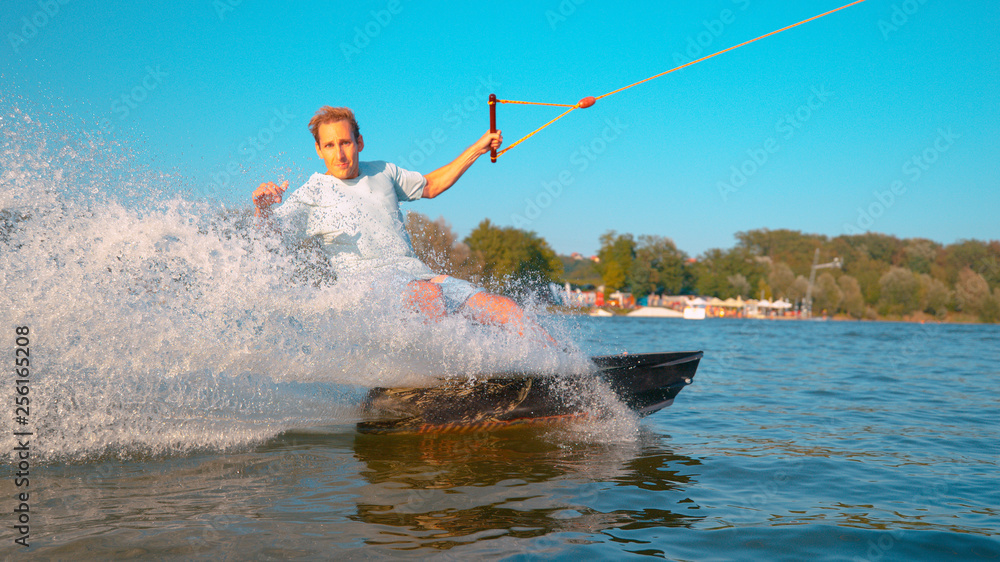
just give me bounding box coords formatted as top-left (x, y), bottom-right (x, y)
top-left (405, 213), bottom-right (1000, 323)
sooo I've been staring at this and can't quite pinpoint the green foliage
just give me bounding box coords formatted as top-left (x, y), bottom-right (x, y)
top-left (768, 262), bottom-right (796, 298)
top-left (878, 266), bottom-right (921, 316)
top-left (691, 247), bottom-right (767, 298)
top-left (561, 255), bottom-right (601, 288)
top-left (406, 212), bottom-right (484, 282)
top-left (984, 289), bottom-right (1000, 323)
top-left (728, 274), bottom-right (751, 298)
top-left (843, 232), bottom-right (905, 264)
top-left (408, 215), bottom-right (998, 322)
top-left (593, 232), bottom-right (691, 295)
top-left (813, 272), bottom-right (843, 315)
top-left (903, 238), bottom-right (940, 275)
top-left (838, 275), bottom-right (865, 319)
top-left (596, 231), bottom-right (635, 291)
top-left (630, 235), bottom-right (689, 296)
top-left (955, 268), bottom-right (992, 319)
top-left (735, 228), bottom-right (825, 274)
top-left (918, 274), bottom-right (951, 317)
top-left (944, 240), bottom-right (1000, 289)
top-left (464, 219), bottom-right (563, 294)
top-left (788, 275), bottom-right (810, 304)
top-left (601, 260), bottom-right (627, 292)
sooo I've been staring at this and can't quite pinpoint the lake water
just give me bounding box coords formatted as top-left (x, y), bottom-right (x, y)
top-left (6, 317), bottom-right (999, 560)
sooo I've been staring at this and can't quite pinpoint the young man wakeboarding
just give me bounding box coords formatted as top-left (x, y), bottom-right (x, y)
top-left (252, 106), bottom-right (552, 340)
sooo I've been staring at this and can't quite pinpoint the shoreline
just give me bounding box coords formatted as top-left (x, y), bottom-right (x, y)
top-left (558, 306), bottom-right (991, 325)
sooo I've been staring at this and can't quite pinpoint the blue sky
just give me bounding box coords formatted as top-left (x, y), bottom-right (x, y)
top-left (3, 0), bottom-right (998, 256)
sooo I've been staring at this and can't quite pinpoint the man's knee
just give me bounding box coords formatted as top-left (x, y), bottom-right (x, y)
top-left (408, 280), bottom-right (443, 299)
top-left (407, 280), bottom-right (445, 317)
top-left (465, 292), bottom-right (523, 321)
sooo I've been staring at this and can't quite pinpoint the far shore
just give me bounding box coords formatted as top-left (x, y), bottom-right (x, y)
top-left (556, 306), bottom-right (990, 325)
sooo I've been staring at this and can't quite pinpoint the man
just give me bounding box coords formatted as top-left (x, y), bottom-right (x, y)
top-left (252, 106), bottom-right (550, 340)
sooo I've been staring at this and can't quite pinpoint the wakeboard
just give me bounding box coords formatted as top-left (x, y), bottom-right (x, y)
top-left (358, 351), bottom-right (703, 434)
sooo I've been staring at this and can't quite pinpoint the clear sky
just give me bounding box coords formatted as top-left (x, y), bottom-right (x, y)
top-left (3, 0), bottom-right (998, 257)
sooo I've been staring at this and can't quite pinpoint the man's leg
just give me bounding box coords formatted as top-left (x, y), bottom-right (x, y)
top-left (462, 291), bottom-right (556, 344)
top-left (406, 280), bottom-right (446, 320)
top-left (412, 276), bottom-right (557, 344)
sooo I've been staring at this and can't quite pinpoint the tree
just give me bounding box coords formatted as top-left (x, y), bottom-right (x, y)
top-left (813, 272), bottom-right (843, 315)
top-left (735, 228), bottom-right (826, 273)
top-left (838, 275), bottom-right (865, 319)
top-left (464, 219), bottom-right (563, 295)
top-left (601, 260), bottom-right (627, 292)
top-left (878, 266), bottom-right (921, 316)
top-left (787, 275), bottom-right (810, 304)
top-left (630, 234), bottom-right (688, 296)
top-left (406, 212), bottom-right (484, 282)
top-left (903, 238), bottom-right (940, 275)
top-left (848, 232), bottom-right (905, 264)
top-left (985, 289), bottom-right (1000, 323)
top-left (843, 252), bottom-right (886, 306)
top-left (943, 240), bottom-right (993, 285)
top-left (955, 268), bottom-right (991, 318)
top-left (829, 234), bottom-right (901, 306)
top-left (727, 274), bottom-right (751, 298)
top-left (560, 255), bottom-right (601, 288)
top-left (596, 231), bottom-right (635, 292)
top-left (768, 262), bottom-right (796, 299)
top-left (691, 245), bottom-right (768, 298)
top-left (691, 248), bottom-right (728, 297)
top-left (918, 274), bottom-right (951, 317)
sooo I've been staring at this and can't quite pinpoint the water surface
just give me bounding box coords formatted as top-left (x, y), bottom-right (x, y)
top-left (8, 319), bottom-right (999, 560)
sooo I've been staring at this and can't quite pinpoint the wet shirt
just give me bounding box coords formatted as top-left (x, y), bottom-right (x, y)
top-left (273, 161), bottom-right (433, 279)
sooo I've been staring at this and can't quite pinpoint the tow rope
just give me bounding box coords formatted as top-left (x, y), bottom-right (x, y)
top-left (489, 0), bottom-right (867, 162)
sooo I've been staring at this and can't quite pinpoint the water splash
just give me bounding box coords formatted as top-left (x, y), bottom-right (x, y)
top-left (1, 100), bottom-right (598, 461)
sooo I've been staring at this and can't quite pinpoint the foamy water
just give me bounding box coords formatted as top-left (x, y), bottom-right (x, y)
top-left (1, 102), bottom-right (607, 461)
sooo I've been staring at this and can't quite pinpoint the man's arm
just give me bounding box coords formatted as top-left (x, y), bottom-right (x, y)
top-left (421, 130), bottom-right (502, 199)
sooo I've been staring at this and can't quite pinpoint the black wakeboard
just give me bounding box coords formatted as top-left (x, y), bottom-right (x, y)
top-left (357, 351), bottom-right (703, 434)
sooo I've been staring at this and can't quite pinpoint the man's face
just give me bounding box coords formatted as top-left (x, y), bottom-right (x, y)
top-left (315, 120), bottom-right (363, 180)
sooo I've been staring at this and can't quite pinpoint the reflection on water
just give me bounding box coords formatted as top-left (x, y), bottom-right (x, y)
top-left (19, 424), bottom-right (704, 558)
top-left (348, 426), bottom-right (703, 551)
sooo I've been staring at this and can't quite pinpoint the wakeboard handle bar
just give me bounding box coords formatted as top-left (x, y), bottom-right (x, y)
top-left (489, 93), bottom-right (497, 163)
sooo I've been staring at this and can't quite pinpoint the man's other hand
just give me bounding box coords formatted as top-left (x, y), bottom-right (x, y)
top-left (253, 180), bottom-right (289, 217)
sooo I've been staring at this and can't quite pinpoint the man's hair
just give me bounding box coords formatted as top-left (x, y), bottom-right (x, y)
top-left (308, 106), bottom-right (360, 144)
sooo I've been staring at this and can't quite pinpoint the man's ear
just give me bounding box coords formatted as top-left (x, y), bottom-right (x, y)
top-left (357, 134), bottom-right (364, 152)
top-left (315, 143), bottom-right (322, 158)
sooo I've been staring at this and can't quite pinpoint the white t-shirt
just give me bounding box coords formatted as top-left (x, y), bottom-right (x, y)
top-left (274, 161), bottom-right (434, 279)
